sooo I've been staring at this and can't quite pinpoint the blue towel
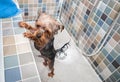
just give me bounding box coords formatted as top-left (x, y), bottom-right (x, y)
top-left (0, 0), bottom-right (22, 18)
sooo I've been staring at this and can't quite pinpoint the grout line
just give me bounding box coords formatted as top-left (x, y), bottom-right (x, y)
top-left (24, 21), bottom-right (41, 81)
top-left (28, 27), bottom-right (42, 82)
top-left (5, 66), bottom-right (19, 70)
top-left (4, 54), bottom-right (19, 58)
top-left (12, 13), bottom-right (41, 81)
top-left (12, 14), bottom-right (24, 81)
top-left (16, 75), bottom-right (40, 82)
top-left (3, 41), bottom-right (30, 47)
top-left (1, 19), bottom-right (5, 82)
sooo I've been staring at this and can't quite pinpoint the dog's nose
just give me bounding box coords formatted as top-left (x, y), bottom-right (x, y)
top-left (36, 29), bottom-right (44, 38)
top-left (36, 33), bottom-right (42, 38)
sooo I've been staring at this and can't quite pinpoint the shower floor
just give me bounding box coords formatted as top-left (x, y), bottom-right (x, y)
top-left (29, 22), bottom-right (102, 82)
top-left (1, 14), bottom-right (102, 82)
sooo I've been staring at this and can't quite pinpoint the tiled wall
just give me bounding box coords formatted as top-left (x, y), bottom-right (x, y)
top-left (88, 15), bottom-right (120, 82)
top-left (1, 0), bottom-right (120, 82)
top-left (60, 0), bottom-right (120, 82)
top-left (18, 0), bottom-right (61, 21)
top-left (0, 15), bottom-right (41, 82)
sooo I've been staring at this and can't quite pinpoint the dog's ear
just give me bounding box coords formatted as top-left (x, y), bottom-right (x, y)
top-left (59, 25), bottom-right (64, 32)
top-left (55, 21), bottom-right (64, 32)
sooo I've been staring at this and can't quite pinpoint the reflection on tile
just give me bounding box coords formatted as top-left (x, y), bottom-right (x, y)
top-left (3, 36), bottom-right (15, 45)
top-left (19, 52), bottom-right (33, 65)
top-left (15, 34), bottom-right (29, 44)
top-left (16, 43), bottom-right (31, 54)
top-left (21, 63), bottom-right (38, 79)
top-left (5, 67), bottom-right (21, 82)
top-left (4, 55), bottom-right (19, 69)
top-left (3, 45), bottom-right (17, 56)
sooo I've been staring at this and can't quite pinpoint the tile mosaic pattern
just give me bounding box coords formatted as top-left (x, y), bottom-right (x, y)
top-left (60, 0), bottom-right (120, 82)
top-left (18, 0), bottom-right (61, 21)
top-left (0, 14), bottom-right (41, 82)
top-left (60, 0), bottom-right (120, 55)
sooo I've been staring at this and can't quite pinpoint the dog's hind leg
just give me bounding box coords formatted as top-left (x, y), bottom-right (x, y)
top-left (48, 59), bottom-right (55, 77)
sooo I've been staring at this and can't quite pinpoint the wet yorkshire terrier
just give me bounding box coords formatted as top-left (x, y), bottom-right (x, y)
top-left (19, 12), bottom-right (66, 77)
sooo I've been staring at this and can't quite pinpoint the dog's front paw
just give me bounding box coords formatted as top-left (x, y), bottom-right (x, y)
top-left (48, 72), bottom-right (54, 78)
top-left (19, 22), bottom-right (28, 28)
top-left (23, 32), bottom-right (32, 38)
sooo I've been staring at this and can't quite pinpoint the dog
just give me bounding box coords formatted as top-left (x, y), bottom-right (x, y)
top-left (19, 12), bottom-right (64, 77)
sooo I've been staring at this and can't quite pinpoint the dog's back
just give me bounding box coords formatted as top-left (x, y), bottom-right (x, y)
top-left (34, 37), bottom-right (56, 60)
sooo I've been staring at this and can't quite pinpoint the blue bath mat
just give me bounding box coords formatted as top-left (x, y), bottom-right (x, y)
top-left (0, 0), bottom-right (22, 18)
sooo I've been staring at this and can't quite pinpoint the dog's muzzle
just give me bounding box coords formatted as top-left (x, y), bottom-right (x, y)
top-left (36, 29), bottom-right (44, 38)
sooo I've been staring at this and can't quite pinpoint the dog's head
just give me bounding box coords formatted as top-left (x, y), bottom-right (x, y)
top-left (31, 12), bottom-right (64, 48)
top-left (35, 12), bottom-right (64, 34)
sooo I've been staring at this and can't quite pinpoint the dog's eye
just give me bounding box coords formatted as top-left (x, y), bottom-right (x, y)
top-left (36, 25), bottom-right (41, 28)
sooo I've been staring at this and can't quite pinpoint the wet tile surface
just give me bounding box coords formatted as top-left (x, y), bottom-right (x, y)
top-left (19, 52), bottom-right (34, 65)
top-left (21, 63), bottom-right (38, 79)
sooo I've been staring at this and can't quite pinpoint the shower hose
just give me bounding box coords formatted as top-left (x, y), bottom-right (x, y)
top-left (82, 11), bottom-right (120, 56)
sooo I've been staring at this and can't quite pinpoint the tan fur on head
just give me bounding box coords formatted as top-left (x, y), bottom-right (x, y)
top-left (35, 13), bottom-right (64, 34)
top-left (19, 12), bottom-right (64, 49)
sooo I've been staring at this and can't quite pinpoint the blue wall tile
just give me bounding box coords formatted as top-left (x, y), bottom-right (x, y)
top-left (98, 19), bottom-right (104, 26)
top-left (94, 15), bottom-right (99, 22)
top-left (102, 48), bottom-right (108, 56)
top-left (116, 56), bottom-right (120, 65)
top-left (107, 54), bottom-right (114, 62)
top-left (104, 6), bottom-right (111, 15)
top-left (106, 17), bottom-right (113, 25)
top-left (96, 9), bottom-right (102, 17)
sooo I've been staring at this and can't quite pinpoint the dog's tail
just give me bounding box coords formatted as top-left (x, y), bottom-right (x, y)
top-left (55, 40), bottom-right (70, 55)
